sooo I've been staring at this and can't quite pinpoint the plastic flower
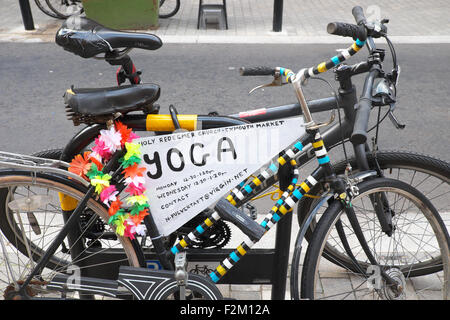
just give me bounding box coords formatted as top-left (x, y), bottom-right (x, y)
top-left (128, 131), bottom-right (140, 142)
top-left (115, 223), bottom-right (126, 237)
top-left (108, 209), bottom-right (126, 224)
top-left (99, 127), bottom-right (122, 153)
top-left (68, 152), bottom-right (92, 180)
top-left (115, 121), bottom-right (140, 146)
top-left (108, 199), bottom-right (123, 216)
top-left (119, 155), bottom-right (142, 168)
top-left (123, 163), bottom-right (146, 178)
top-left (88, 153), bottom-right (103, 171)
top-left (130, 208), bottom-right (149, 226)
top-left (90, 174), bottom-right (112, 194)
top-left (124, 142), bottom-right (141, 161)
top-left (100, 185), bottom-right (119, 206)
top-left (92, 137), bottom-right (111, 160)
top-left (125, 183), bottom-right (146, 196)
top-left (129, 202), bottom-right (149, 216)
top-left (86, 162), bottom-right (103, 180)
top-left (126, 195), bottom-right (148, 206)
top-left (123, 222), bottom-right (135, 240)
top-left (125, 176), bottom-right (146, 187)
top-left (134, 224), bottom-right (147, 237)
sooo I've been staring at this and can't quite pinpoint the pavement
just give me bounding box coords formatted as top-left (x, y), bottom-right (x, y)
top-left (1, 0), bottom-right (450, 44)
top-left (0, 0), bottom-right (449, 300)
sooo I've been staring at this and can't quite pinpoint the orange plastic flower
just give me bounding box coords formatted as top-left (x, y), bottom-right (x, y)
top-left (115, 121), bottom-right (133, 146)
top-left (68, 152), bottom-right (92, 180)
top-left (122, 163), bottom-right (146, 178)
top-left (108, 199), bottom-right (123, 216)
top-left (89, 156), bottom-right (103, 171)
top-left (130, 208), bottom-right (149, 226)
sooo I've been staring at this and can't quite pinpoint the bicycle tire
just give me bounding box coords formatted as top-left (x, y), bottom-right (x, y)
top-left (297, 150), bottom-right (449, 276)
top-left (298, 178), bottom-right (450, 300)
top-left (159, 0), bottom-right (180, 19)
top-left (0, 170), bottom-right (142, 299)
top-left (34, 0), bottom-right (61, 19)
top-left (46, 0), bottom-right (84, 19)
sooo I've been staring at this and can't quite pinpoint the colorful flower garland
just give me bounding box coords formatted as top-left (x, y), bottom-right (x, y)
top-left (68, 121), bottom-right (148, 239)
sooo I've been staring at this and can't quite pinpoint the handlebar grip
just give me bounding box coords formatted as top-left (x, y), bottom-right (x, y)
top-left (327, 22), bottom-right (367, 41)
top-left (352, 6), bottom-right (367, 25)
top-left (350, 99), bottom-right (371, 145)
top-left (239, 66), bottom-right (276, 76)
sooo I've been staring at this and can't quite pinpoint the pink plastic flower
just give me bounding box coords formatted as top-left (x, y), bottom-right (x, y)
top-left (125, 183), bottom-right (146, 196)
top-left (92, 138), bottom-right (111, 159)
top-left (100, 185), bottom-right (119, 206)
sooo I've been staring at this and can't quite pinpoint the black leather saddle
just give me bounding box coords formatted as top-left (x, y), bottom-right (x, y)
top-left (55, 16), bottom-right (162, 58)
top-left (64, 84), bottom-right (160, 125)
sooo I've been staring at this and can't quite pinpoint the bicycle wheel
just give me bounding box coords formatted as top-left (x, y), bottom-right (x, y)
top-left (0, 171), bottom-right (142, 300)
top-left (297, 151), bottom-right (449, 276)
top-left (159, 0), bottom-right (180, 19)
top-left (0, 149), bottom-right (90, 270)
top-left (34, 0), bottom-right (61, 19)
top-left (298, 178), bottom-right (449, 300)
top-left (46, 0), bottom-right (83, 19)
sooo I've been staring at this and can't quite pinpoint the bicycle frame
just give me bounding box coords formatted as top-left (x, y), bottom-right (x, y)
top-left (54, 58), bottom-right (381, 280)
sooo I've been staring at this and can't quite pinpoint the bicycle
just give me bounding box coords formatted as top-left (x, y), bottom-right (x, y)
top-left (45, 0), bottom-right (84, 19)
top-left (159, 0), bottom-right (181, 19)
top-left (0, 5), bottom-right (448, 300)
top-left (2, 10), bottom-right (449, 298)
top-left (29, 12), bottom-right (450, 275)
top-left (34, 0), bottom-right (62, 19)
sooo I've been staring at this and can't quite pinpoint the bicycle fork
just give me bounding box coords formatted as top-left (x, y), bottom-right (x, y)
top-left (341, 202), bottom-right (403, 294)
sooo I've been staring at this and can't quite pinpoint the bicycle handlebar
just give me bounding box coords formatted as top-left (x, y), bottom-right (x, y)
top-left (352, 6), bottom-right (367, 26)
top-left (239, 66), bottom-right (277, 76)
top-left (240, 6), bottom-right (386, 145)
top-left (327, 22), bottom-right (367, 41)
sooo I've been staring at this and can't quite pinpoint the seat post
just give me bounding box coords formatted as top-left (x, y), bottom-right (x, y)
top-left (105, 52), bottom-right (141, 85)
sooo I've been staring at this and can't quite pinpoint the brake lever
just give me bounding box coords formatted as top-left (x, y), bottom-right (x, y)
top-left (248, 72), bottom-right (286, 94)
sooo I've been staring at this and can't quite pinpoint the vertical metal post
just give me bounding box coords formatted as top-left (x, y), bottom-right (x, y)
top-left (18, 0), bottom-right (35, 30)
top-left (271, 160), bottom-right (293, 299)
top-left (272, 0), bottom-right (283, 32)
top-left (271, 213), bottom-right (292, 299)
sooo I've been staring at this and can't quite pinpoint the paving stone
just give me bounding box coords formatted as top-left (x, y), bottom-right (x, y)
top-left (411, 273), bottom-right (443, 291)
top-left (320, 276), bottom-right (356, 300)
top-left (230, 290), bottom-right (261, 300)
top-left (2, 0), bottom-right (450, 42)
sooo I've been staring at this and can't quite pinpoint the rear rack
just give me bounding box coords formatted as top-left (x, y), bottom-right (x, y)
top-left (0, 151), bottom-right (90, 187)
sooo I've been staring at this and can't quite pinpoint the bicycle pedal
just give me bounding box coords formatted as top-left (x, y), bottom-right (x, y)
top-left (214, 198), bottom-right (266, 242)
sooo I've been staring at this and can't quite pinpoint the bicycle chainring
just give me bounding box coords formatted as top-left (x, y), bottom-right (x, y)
top-left (174, 211), bottom-right (232, 249)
